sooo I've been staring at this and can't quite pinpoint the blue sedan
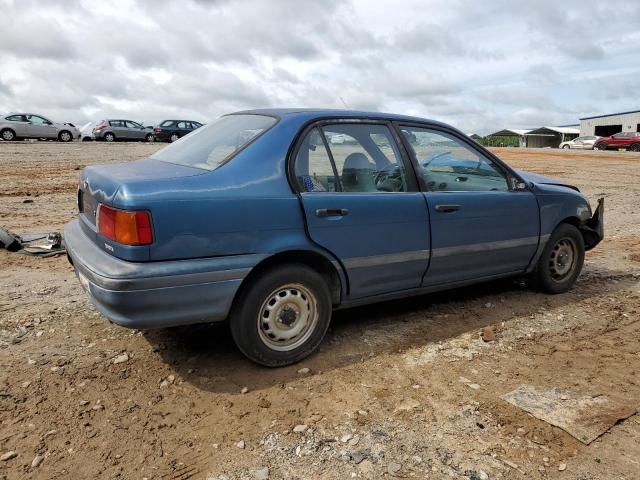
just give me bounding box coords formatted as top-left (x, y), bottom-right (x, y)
top-left (65, 109), bottom-right (604, 366)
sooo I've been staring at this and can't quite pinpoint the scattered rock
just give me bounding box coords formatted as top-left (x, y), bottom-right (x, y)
top-left (1, 451), bottom-right (17, 461)
top-left (558, 463), bottom-right (567, 471)
top-left (236, 440), bottom-right (245, 449)
top-left (293, 424), bottom-right (308, 433)
top-left (241, 387), bottom-right (249, 394)
top-left (31, 454), bottom-right (44, 468)
top-left (467, 383), bottom-right (481, 390)
top-left (113, 353), bottom-right (129, 364)
top-left (258, 398), bottom-right (271, 408)
top-left (297, 367), bottom-right (310, 374)
top-left (252, 467), bottom-right (269, 480)
top-left (352, 450), bottom-right (369, 464)
top-left (481, 325), bottom-right (496, 342)
top-left (387, 462), bottom-right (402, 476)
top-left (340, 433), bottom-right (353, 443)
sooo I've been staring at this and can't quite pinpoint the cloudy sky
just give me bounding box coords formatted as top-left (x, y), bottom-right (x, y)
top-left (1, 0), bottom-right (639, 134)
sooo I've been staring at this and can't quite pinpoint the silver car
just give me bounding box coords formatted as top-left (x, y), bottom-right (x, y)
top-left (559, 135), bottom-right (600, 150)
top-left (0, 113), bottom-right (80, 142)
top-left (93, 119), bottom-right (154, 142)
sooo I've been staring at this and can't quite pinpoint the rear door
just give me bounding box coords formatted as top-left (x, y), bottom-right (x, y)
top-left (4, 114), bottom-right (29, 136)
top-left (293, 121), bottom-right (430, 298)
top-left (109, 120), bottom-right (127, 139)
top-left (396, 124), bottom-right (540, 286)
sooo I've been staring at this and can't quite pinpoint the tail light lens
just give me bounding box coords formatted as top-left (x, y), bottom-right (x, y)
top-left (97, 205), bottom-right (153, 245)
top-left (153, 127), bottom-right (161, 133)
top-left (95, 123), bottom-right (107, 131)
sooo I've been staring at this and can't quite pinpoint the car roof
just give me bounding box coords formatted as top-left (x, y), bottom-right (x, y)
top-left (231, 108), bottom-right (449, 126)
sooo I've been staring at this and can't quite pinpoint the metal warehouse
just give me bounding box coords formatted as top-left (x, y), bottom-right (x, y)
top-left (580, 109), bottom-right (640, 137)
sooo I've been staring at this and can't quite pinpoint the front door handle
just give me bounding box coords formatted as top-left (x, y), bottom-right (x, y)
top-left (316, 208), bottom-right (349, 218)
top-left (435, 204), bottom-right (460, 213)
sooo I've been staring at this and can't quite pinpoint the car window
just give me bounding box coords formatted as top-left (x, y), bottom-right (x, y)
top-left (6, 115), bottom-right (25, 122)
top-left (321, 123), bottom-right (407, 193)
top-left (125, 121), bottom-right (142, 128)
top-left (150, 114), bottom-right (277, 171)
top-left (109, 120), bottom-right (123, 127)
top-left (294, 128), bottom-right (338, 192)
top-left (177, 121), bottom-right (188, 129)
top-left (26, 115), bottom-right (49, 125)
top-left (400, 126), bottom-right (509, 192)
top-left (160, 120), bottom-right (174, 127)
top-left (192, 122), bottom-right (202, 128)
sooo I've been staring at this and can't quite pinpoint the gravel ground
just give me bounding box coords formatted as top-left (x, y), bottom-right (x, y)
top-left (1, 142), bottom-right (639, 480)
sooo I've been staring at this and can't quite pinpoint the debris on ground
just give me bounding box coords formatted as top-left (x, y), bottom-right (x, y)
top-left (501, 385), bottom-right (638, 444)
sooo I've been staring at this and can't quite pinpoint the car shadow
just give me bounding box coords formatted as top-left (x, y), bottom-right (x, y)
top-left (143, 267), bottom-right (634, 394)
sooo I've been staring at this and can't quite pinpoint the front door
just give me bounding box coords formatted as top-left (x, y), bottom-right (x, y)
top-left (293, 122), bottom-right (430, 298)
top-left (26, 114), bottom-right (57, 138)
top-left (397, 125), bottom-right (540, 286)
top-left (125, 121), bottom-right (145, 140)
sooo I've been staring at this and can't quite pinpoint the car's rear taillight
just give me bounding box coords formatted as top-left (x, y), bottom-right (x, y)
top-left (95, 123), bottom-right (107, 131)
top-left (153, 127), bottom-right (161, 133)
top-left (97, 204), bottom-right (153, 245)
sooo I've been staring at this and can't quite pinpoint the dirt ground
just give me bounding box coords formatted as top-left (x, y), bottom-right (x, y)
top-left (1, 142), bottom-right (639, 480)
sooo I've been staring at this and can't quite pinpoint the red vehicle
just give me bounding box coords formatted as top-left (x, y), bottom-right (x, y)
top-left (594, 131), bottom-right (640, 151)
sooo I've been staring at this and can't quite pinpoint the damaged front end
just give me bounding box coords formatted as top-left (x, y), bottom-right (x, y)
top-left (580, 198), bottom-right (604, 250)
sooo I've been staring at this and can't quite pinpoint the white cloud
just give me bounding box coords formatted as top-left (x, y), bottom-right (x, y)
top-left (0, 0), bottom-right (638, 133)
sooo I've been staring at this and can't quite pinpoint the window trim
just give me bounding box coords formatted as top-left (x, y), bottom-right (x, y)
top-left (392, 121), bottom-right (528, 193)
top-left (288, 118), bottom-right (420, 194)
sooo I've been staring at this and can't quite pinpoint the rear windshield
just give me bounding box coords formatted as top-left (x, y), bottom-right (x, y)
top-left (150, 114), bottom-right (277, 171)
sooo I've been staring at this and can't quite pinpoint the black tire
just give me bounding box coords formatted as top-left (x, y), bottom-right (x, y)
top-left (104, 132), bottom-right (115, 142)
top-left (594, 142), bottom-right (607, 151)
top-left (230, 264), bottom-right (332, 367)
top-left (169, 133), bottom-right (179, 143)
top-left (562, 145), bottom-right (569, 149)
top-left (58, 130), bottom-right (72, 142)
top-left (1, 128), bottom-right (16, 141)
top-left (531, 223), bottom-right (585, 294)
top-left (145, 133), bottom-right (154, 142)
top-left (630, 143), bottom-right (640, 152)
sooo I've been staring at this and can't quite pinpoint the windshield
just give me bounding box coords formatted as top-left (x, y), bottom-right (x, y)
top-left (151, 114), bottom-right (277, 171)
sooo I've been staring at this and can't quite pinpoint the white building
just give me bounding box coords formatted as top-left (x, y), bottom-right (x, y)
top-left (579, 110), bottom-right (640, 137)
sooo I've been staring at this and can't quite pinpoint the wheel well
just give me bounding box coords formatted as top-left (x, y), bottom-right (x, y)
top-left (58, 129), bottom-right (71, 138)
top-left (559, 216), bottom-right (597, 248)
top-left (1, 127), bottom-right (16, 137)
top-left (236, 251), bottom-right (342, 307)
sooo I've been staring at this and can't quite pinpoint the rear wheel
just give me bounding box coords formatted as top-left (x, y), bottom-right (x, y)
top-left (58, 130), bottom-right (72, 142)
top-left (630, 143), bottom-right (640, 152)
top-left (530, 223), bottom-right (584, 294)
top-left (1, 129), bottom-right (16, 141)
top-left (230, 264), bottom-right (332, 367)
top-left (594, 142), bottom-right (607, 151)
top-left (104, 132), bottom-right (115, 142)
top-left (170, 133), bottom-right (179, 142)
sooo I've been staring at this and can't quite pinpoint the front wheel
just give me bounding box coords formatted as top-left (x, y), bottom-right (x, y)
top-left (530, 223), bottom-right (585, 294)
top-left (562, 145), bottom-right (569, 149)
top-left (1, 129), bottom-right (16, 141)
top-left (594, 143), bottom-right (607, 151)
top-left (630, 143), bottom-right (640, 152)
top-left (58, 130), bottom-right (72, 142)
top-left (169, 133), bottom-right (179, 142)
top-left (230, 264), bottom-right (332, 367)
top-left (145, 133), bottom-right (154, 142)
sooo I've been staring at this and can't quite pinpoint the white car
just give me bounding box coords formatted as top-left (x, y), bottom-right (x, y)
top-left (79, 122), bottom-right (95, 141)
top-left (559, 136), bottom-right (600, 150)
top-left (0, 112), bottom-right (80, 142)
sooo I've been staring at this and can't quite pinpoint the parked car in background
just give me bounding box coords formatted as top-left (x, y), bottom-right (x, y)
top-left (93, 119), bottom-right (154, 142)
top-left (0, 112), bottom-right (79, 142)
top-left (65, 109), bottom-right (604, 367)
top-left (153, 120), bottom-right (203, 142)
top-left (594, 132), bottom-right (640, 151)
top-left (79, 122), bottom-right (95, 141)
top-left (559, 135), bottom-right (600, 150)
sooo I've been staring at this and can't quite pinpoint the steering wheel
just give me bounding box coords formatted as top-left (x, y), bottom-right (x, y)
top-left (374, 164), bottom-right (403, 192)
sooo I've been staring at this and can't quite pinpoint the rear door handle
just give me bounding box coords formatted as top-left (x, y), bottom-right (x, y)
top-left (435, 204), bottom-right (460, 213)
top-left (316, 208), bottom-right (349, 218)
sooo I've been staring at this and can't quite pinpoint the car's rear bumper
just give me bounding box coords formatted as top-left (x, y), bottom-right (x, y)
top-left (64, 219), bottom-right (262, 329)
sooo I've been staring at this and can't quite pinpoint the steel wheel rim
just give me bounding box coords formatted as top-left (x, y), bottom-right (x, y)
top-left (549, 237), bottom-right (577, 281)
top-left (257, 283), bottom-right (318, 351)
